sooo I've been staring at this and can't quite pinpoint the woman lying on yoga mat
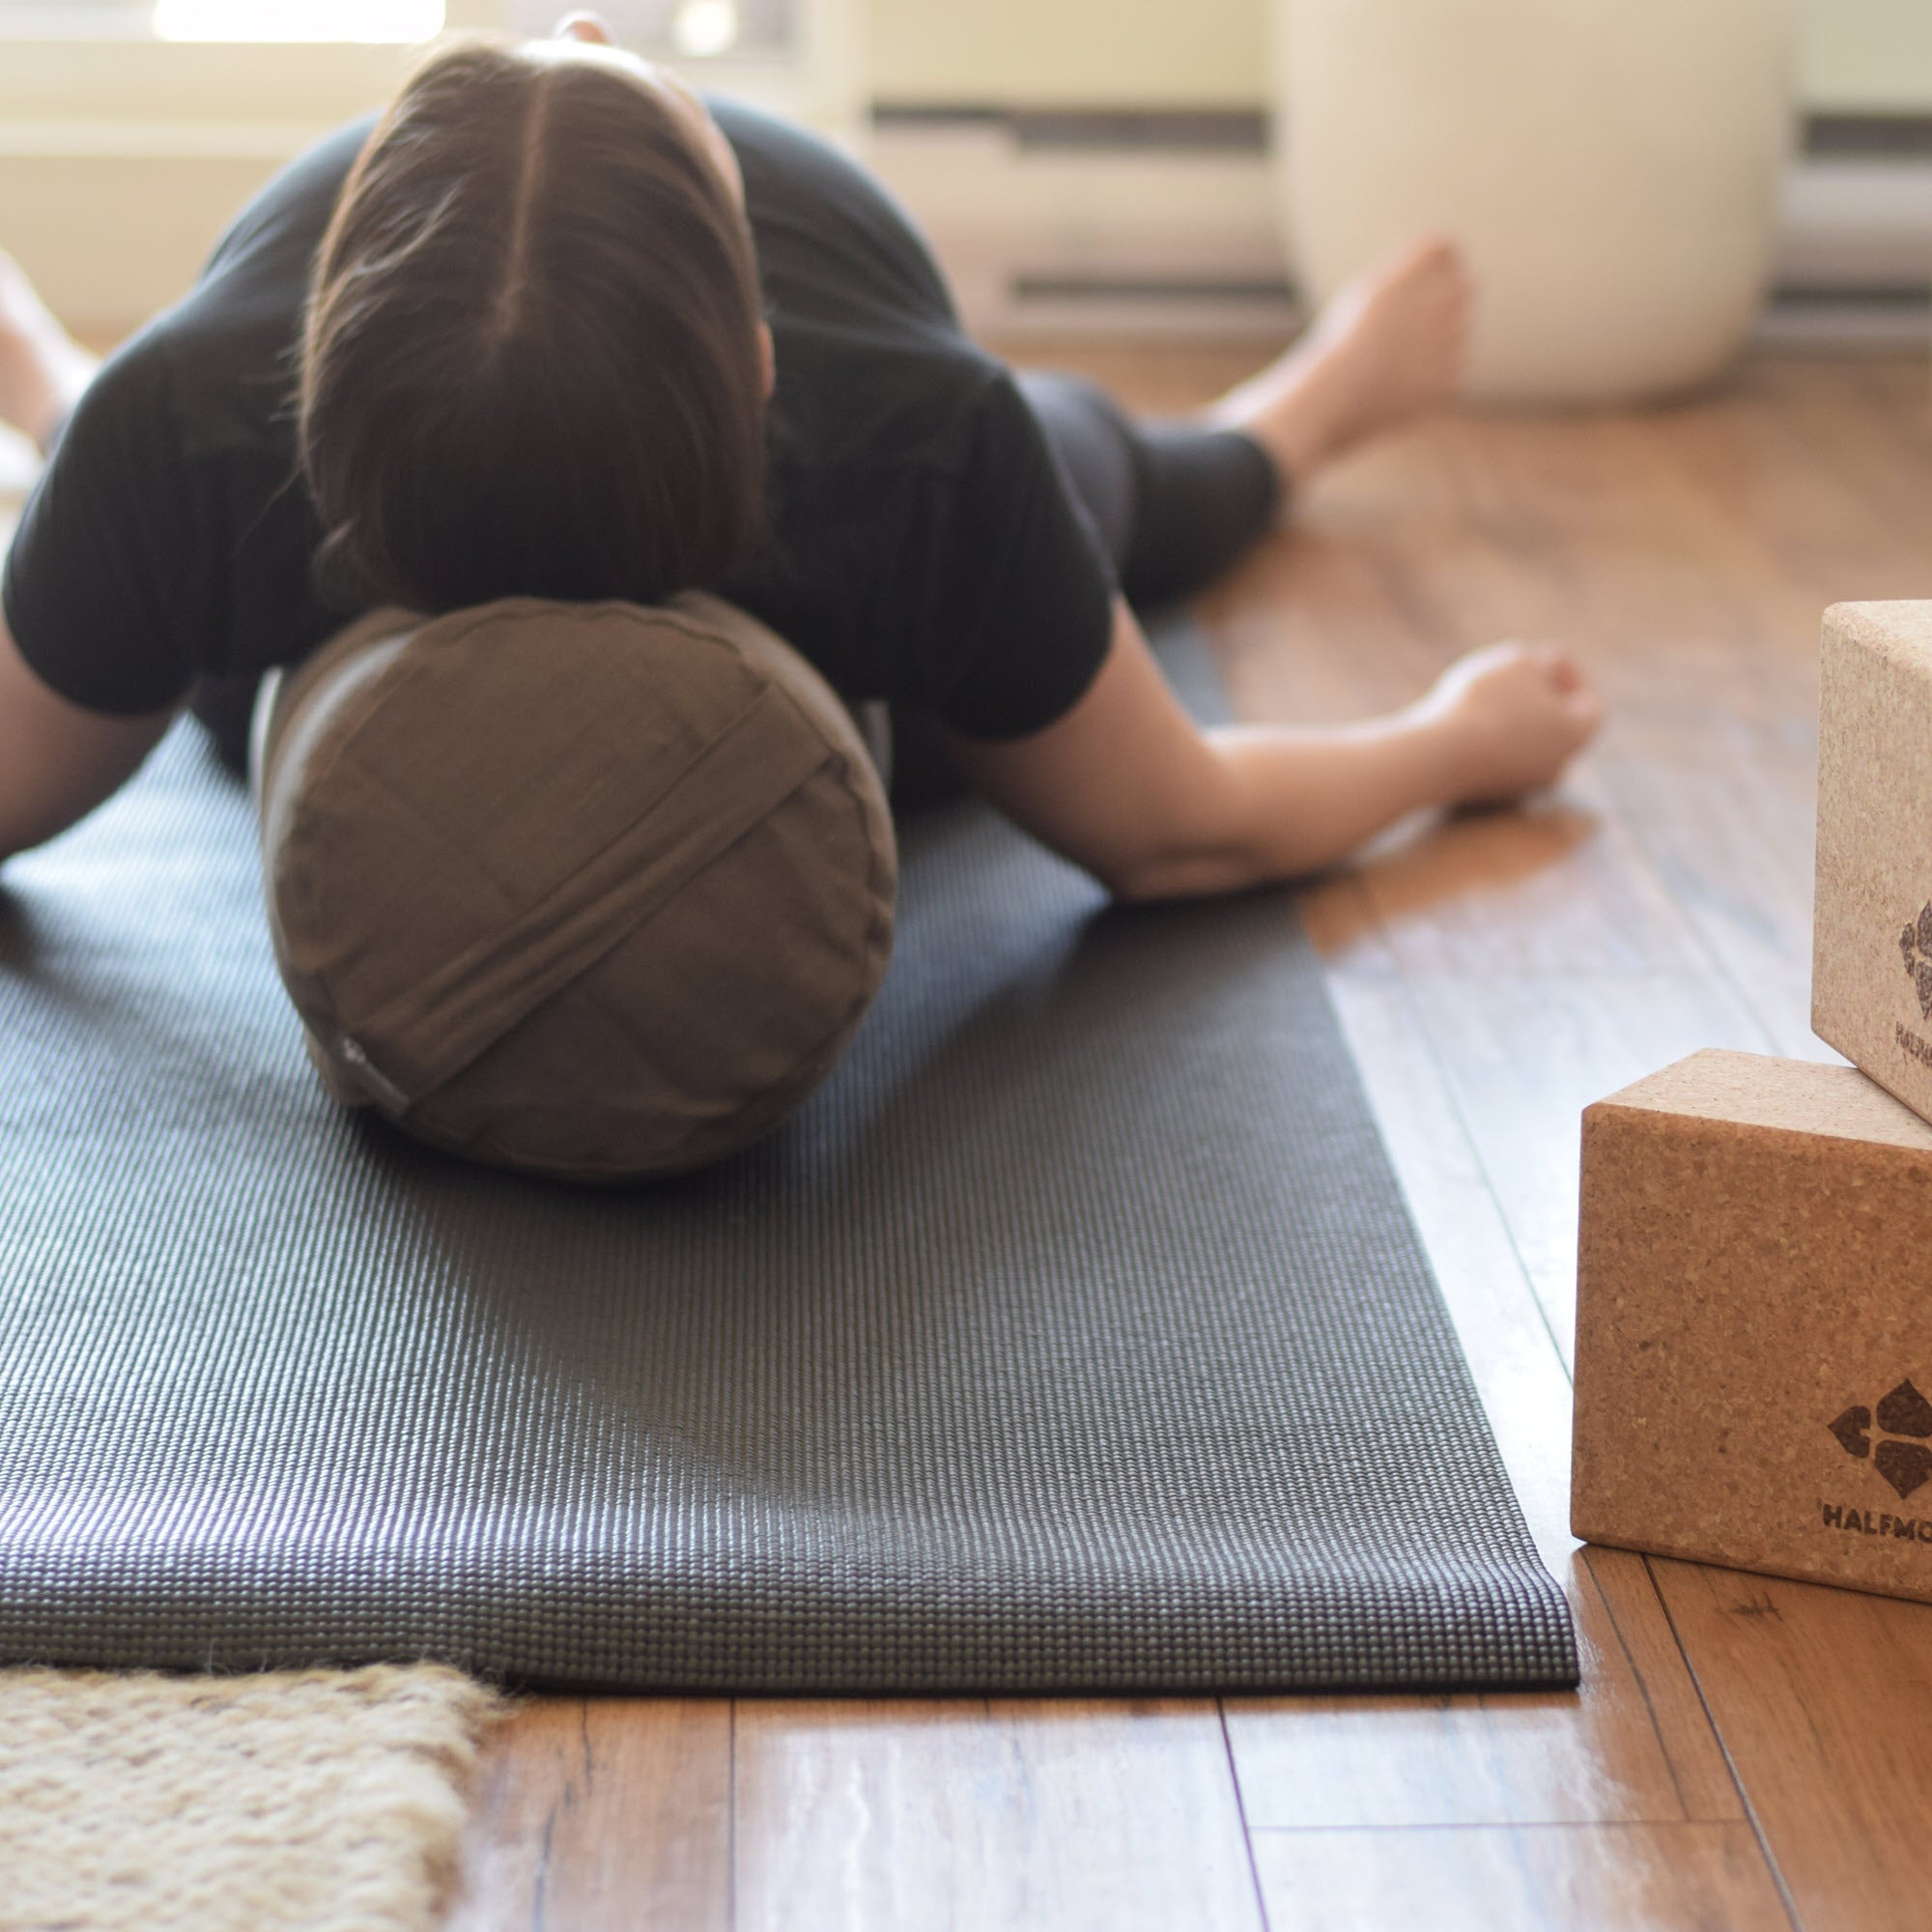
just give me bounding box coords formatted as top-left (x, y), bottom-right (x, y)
top-left (0, 12), bottom-right (1601, 901)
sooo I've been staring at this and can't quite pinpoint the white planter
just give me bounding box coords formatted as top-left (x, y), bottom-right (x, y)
top-left (1274, 0), bottom-right (1793, 405)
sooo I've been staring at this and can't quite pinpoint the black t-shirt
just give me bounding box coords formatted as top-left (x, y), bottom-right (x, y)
top-left (1, 98), bottom-right (1116, 742)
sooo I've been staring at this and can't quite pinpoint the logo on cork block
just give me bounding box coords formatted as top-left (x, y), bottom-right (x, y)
top-left (1899, 904), bottom-right (1932, 1019)
top-left (1828, 1378), bottom-right (1932, 1499)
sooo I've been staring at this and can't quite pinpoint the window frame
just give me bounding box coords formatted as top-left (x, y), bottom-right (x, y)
top-left (0, 0), bottom-right (863, 137)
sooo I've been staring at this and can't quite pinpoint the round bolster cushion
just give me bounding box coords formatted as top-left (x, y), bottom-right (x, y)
top-left (249, 591), bottom-right (897, 1183)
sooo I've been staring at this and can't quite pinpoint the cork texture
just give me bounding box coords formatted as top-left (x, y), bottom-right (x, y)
top-left (1813, 600), bottom-right (1932, 1126)
top-left (1572, 1048), bottom-right (1932, 1602)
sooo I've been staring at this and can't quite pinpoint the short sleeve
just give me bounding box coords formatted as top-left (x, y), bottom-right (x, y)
top-left (919, 371), bottom-right (1117, 741)
top-left (2, 337), bottom-right (215, 715)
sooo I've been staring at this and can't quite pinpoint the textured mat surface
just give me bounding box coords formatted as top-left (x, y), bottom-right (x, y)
top-left (0, 631), bottom-right (1577, 1691)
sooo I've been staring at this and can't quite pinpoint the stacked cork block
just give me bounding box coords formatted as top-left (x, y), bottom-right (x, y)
top-left (1571, 603), bottom-right (1932, 1605)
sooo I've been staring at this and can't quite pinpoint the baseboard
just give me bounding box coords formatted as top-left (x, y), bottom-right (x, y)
top-left (867, 106), bottom-right (1932, 343)
top-left (1757, 287), bottom-right (1932, 349)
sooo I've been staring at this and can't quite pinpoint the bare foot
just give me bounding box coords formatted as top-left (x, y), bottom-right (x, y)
top-left (1205, 234), bottom-right (1471, 489)
top-left (0, 250), bottom-right (98, 453)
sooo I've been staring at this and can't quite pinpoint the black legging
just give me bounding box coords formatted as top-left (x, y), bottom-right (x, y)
top-left (885, 370), bottom-right (1282, 810)
top-left (1013, 368), bottom-right (1282, 606)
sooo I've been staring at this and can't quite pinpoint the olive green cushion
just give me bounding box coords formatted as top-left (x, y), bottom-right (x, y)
top-left (250, 592), bottom-right (896, 1182)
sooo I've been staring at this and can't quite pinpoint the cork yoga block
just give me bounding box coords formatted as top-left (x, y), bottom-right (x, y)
top-left (1814, 599), bottom-right (1932, 1127)
top-left (1572, 1048), bottom-right (1932, 1603)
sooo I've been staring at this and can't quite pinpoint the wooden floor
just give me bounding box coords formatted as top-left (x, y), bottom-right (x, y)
top-left (11, 347), bottom-right (1925, 1928)
top-left (432, 347), bottom-right (1932, 1930)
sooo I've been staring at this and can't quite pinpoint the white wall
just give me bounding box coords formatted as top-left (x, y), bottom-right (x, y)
top-left (1, 0), bottom-right (1928, 339)
top-left (1796, 0), bottom-right (1932, 111)
top-left (870, 0), bottom-right (1932, 108)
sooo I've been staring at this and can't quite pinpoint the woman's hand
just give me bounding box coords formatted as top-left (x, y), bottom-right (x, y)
top-left (945, 603), bottom-right (1607, 901)
top-left (1416, 642), bottom-right (1604, 807)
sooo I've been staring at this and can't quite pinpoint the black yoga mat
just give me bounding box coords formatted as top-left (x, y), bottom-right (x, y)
top-left (0, 627), bottom-right (1577, 1692)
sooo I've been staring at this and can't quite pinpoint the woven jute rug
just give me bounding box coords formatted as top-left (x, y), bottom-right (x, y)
top-left (0, 1663), bottom-right (503, 1932)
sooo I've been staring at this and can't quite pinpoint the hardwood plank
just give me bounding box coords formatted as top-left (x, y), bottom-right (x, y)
top-left (730, 1698), bottom-right (1264, 1932)
top-left (1397, 372), bottom-right (1927, 1073)
top-left (1490, 404), bottom-right (1835, 1064)
top-left (1391, 968), bottom-right (1772, 1365)
top-left (1587, 730), bottom-right (1824, 1063)
top-left (1221, 357), bottom-right (1932, 1925)
top-left (1358, 419), bottom-right (1825, 1057)
top-left (1608, 355), bottom-right (1932, 1929)
top-left (444, 1697), bottom-right (732, 1932)
top-left (1208, 529), bottom-right (1781, 1361)
top-left (1340, 812), bottom-right (1784, 1359)
top-left (1321, 907), bottom-right (1774, 1835)
top-left (1693, 358), bottom-right (1932, 573)
top-left (1249, 1823), bottom-right (1793, 1932)
top-left (1228, 1555), bottom-right (1740, 1833)
top-left (1204, 374), bottom-right (1830, 1895)
top-left (1649, 1559), bottom-right (1932, 1932)
top-left (1223, 925), bottom-right (1743, 1832)
top-left (1224, 1552), bottom-right (1727, 1832)
top-left (1607, 366), bottom-right (1932, 1062)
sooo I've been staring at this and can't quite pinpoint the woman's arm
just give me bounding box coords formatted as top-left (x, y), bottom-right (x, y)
top-left (943, 597), bottom-right (1602, 901)
top-left (0, 254), bottom-right (179, 863)
top-left (0, 609), bottom-right (179, 864)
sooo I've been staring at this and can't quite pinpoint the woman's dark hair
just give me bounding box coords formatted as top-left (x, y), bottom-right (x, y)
top-left (298, 35), bottom-right (768, 613)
